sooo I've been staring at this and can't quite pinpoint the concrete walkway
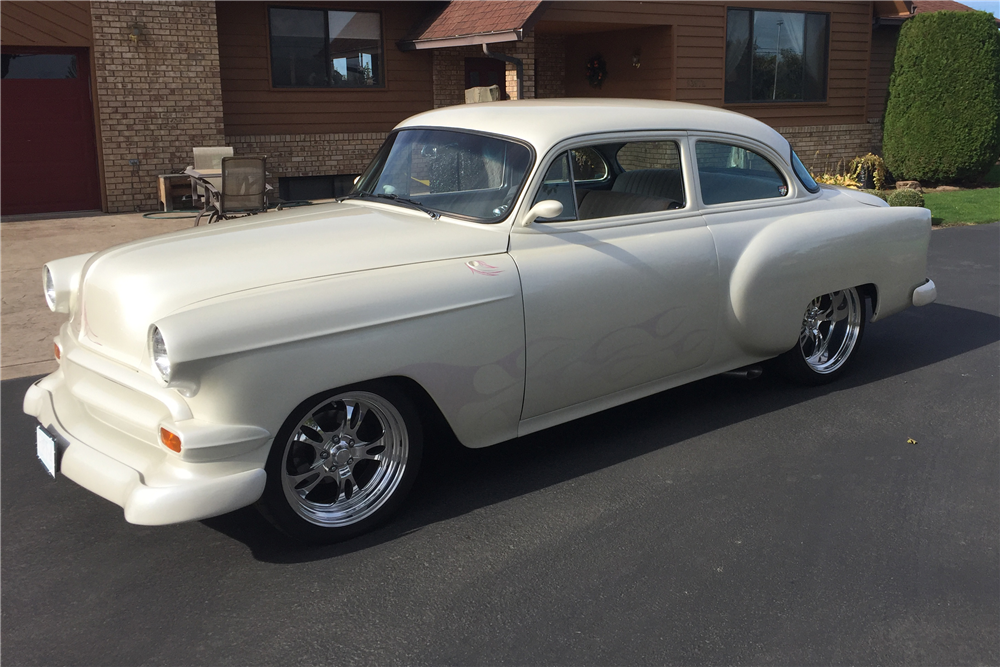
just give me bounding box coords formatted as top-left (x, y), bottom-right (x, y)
top-left (1, 212), bottom-right (194, 380)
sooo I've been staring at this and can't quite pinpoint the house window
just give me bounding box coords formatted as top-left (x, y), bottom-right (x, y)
top-left (725, 8), bottom-right (829, 103)
top-left (269, 7), bottom-right (383, 88)
top-left (1, 54), bottom-right (78, 79)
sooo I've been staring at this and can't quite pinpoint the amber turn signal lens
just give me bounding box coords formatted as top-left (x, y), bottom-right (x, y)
top-left (54, 343), bottom-right (61, 360)
top-left (160, 427), bottom-right (182, 453)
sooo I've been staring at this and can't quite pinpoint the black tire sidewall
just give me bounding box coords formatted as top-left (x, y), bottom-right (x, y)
top-left (256, 379), bottom-right (423, 544)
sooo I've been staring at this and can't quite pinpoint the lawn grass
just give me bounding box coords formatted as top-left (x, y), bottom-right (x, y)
top-left (923, 187), bottom-right (1000, 226)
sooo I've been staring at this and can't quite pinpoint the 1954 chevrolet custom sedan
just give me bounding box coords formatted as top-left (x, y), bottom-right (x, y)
top-left (26, 99), bottom-right (936, 543)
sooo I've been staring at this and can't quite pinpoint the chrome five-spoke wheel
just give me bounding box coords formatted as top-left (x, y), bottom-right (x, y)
top-left (258, 382), bottom-right (422, 543)
top-left (778, 287), bottom-right (866, 385)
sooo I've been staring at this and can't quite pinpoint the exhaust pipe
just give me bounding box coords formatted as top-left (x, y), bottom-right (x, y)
top-left (722, 365), bottom-right (763, 380)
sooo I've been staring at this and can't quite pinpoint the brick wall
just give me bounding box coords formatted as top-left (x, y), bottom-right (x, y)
top-left (432, 32), bottom-right (536, 108)
top-left (778, 121), bottom-right (884, 175)
top-left (225, 132), bottom-right (387, 182)
top-left (535, 34), bottom-right (566, 98)
top-left (91, 1), bottom-right (224, 213)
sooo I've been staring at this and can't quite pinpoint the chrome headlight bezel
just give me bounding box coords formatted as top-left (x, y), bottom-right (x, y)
top-left (43, 266), bottom-right (56, 312)
top-left (149, 326), bottom-right (172, 382)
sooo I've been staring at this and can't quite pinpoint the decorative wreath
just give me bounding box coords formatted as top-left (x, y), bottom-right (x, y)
top-left (585, 54), bottom-right (607, 88)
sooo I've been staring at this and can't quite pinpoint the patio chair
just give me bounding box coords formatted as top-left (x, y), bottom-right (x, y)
top-left (194, 156), bottom-right (271, 226)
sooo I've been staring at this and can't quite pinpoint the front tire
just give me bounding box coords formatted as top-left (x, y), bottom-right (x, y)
top-left (256, 381), bottom-right (423, 544)
top-left (777, 287), bottom-right (866, 385)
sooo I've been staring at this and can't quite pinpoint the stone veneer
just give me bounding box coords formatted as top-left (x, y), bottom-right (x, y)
top-left (91, 1), bottom-right (224, 213)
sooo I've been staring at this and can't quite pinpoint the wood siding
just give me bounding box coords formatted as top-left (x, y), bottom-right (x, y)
top-left (217, 2), bottom-right (435, 136)
top-left (539, 1), bottom-right (874, 127)
top-left (867, 25), bottom-right (899, 121)
top-left (0, 1), bottom-right (92, 47)
top-left (564, 26), bottom-right (672, 99)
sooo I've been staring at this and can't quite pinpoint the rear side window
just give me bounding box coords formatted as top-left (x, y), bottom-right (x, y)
top-left (696, 141), bottom-right (788, 205)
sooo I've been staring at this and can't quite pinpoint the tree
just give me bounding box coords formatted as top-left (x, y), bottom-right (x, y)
top-left (883, 11), bottom-right (1000, 184)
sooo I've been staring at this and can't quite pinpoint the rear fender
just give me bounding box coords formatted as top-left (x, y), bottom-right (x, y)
top-left (728, 206), bottom-right (931, 355)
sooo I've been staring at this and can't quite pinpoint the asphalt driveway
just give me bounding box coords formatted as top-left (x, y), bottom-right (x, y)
top-left (1, 224), bottom-right (997, 666)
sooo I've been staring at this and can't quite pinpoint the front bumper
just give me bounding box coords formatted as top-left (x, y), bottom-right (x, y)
top-left (24, 343), bottom-right (272, 525)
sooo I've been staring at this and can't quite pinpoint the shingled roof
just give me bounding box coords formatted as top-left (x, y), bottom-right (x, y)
top-left (875, 0), bottom-right (998, 25)
top-left (398, 1), bottom-right (546, 51)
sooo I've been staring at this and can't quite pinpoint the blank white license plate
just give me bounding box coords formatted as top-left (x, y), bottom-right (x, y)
top-left (36, 426), bottom-right (59, 478)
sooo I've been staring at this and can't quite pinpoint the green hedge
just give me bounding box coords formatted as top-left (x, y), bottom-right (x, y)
top-left (883, 11), bottom-right (1000, 184)
top-left (887, 188), bottom-right (925, 208)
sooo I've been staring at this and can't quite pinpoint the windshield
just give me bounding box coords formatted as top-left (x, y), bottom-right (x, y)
top-left (352, 129), bottom-right (533, 222)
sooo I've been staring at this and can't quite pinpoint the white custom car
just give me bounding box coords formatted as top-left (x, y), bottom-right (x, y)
top-left (26, 100), bottom-right (937, 543)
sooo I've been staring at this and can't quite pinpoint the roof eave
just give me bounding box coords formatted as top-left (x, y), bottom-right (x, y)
top-left (398, 29), bottom-right (523, 52)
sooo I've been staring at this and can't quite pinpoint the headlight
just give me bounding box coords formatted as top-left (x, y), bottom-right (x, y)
top-left (150, 326), bottom-right (171, 382)
top-left (43, 266), bottom-right (56, 312)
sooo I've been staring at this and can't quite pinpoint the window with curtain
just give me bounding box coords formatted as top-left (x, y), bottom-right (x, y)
top-left (725, 8), bottom-right (829, 103)
top-left (269, 7), bottom-right (383, 88)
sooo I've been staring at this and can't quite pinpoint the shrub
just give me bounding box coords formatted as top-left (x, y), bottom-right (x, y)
top-left (813, 172), bottom-right (861, 189)
top-left (883, 11), bottom-right (1000, 184)
top-left (862, 189), bottom-right (889, 202)
top-left (887, 188), bottom-right (925, 208)
top-left (849, 154), bottom-right (887, 190)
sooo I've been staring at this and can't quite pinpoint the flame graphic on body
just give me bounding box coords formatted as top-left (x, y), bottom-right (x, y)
top-left (466, 260), bottom-right (502, 276)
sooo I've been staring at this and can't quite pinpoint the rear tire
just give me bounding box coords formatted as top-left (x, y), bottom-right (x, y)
top-left (777, 287), bottom-right (866, 385)
top-left (256, 380), bottom-right (423, 544)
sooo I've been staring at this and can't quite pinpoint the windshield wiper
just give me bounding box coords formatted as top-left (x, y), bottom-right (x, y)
top-left (336, 192), bottom-right (371, 203)
top-left (337, 192), bottom-right (440, 219)
top-left (373, 193), bottom-right (440, 219)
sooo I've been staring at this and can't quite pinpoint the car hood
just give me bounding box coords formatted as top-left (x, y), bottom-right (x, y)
top-left (75, 202), bottom-right (509, 367)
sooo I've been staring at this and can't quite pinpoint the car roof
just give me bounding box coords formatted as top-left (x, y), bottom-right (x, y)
top-left (395, 99), bottom-right (791, 161)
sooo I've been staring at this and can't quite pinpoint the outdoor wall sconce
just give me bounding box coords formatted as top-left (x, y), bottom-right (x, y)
top-left (632, 50), bottom-right (641, 69)
top-left (129, 23), bottom-right (143, 43)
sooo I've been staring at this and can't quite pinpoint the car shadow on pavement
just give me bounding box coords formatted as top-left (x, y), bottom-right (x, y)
top-left (198, 302), bottom-right (1000, 563)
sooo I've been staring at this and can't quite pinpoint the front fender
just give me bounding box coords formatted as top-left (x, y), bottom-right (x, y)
top-left (728, 206), bottom-right (931, 355)
top-left (155, 255), bottom-right (526, 449)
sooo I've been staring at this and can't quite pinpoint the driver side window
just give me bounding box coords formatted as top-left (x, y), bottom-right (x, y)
top-left (531, 139), bottom-right (686, 222)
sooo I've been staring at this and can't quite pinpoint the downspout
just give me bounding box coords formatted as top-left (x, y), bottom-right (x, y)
top-left (482, 42), bottom-right (523, 100)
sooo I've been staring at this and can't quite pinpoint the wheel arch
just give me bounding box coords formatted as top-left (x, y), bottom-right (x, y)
top-left (856, 282), bottom-right (879, 319)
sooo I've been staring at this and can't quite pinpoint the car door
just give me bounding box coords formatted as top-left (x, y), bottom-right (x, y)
top-left (688, 134), bottom-right (807, 364)
top-left (508, 134), bottom-right (720, 426)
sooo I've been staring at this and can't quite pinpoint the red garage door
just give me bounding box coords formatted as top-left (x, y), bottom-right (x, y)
top-left (1, 48), bottom-right (101, 215)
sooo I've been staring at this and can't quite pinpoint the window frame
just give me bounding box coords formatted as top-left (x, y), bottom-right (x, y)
top-left (517, 132), bottom-right (698, 232)
top-left (266, 5), bottom-right (387, 91)
top-left (690, 133), bottom-right (814, 211)
top-left (353, 125), bottom-right (537, 224)
top-left (723, 7), bottom-right (831, 105)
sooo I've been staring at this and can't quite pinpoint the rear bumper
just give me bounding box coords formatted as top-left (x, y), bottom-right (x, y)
top-left (24, 370), bottom-right (270, 526)
top-left (912, 278), bottom-right (937, 307)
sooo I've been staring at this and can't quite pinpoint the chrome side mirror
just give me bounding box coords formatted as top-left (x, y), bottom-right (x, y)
top-left (521, 199), bottom-right (564, 227)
